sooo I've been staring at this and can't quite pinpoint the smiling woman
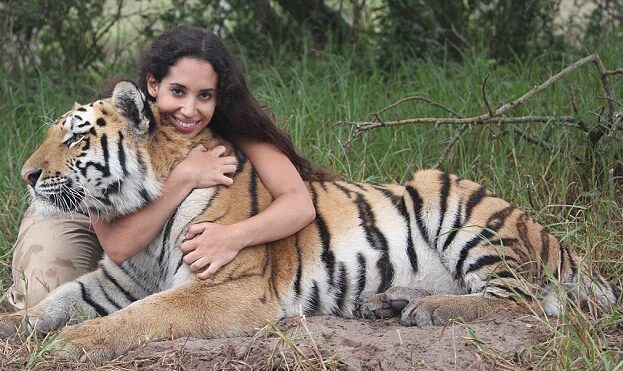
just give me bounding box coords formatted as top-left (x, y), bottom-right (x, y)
top-left (146, 57), bottom-right (218, 137)
top-left (8, 25), bottom-right (334, 310)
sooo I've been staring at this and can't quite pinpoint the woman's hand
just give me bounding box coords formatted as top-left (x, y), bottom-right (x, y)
top-left (180, 222), bottom-right (246, 279)
top-left (171, 145), bottom-right (237, 189)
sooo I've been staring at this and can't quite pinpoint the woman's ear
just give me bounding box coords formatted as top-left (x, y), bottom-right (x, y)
top-left (146, 73), bottom-right (159, 99)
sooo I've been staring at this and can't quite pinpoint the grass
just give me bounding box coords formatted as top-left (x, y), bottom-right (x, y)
top-left (0, 33), bottom-right (622, 369)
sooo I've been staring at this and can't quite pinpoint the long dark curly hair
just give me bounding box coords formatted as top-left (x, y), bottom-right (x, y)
top-left (136, 25), bottom-right (335, 181)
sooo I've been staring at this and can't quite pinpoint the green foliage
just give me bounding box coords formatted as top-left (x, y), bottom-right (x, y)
top-left (4, 1), bottom-right (623, 73)
top-left (2, 0), bottom-right (125, 72)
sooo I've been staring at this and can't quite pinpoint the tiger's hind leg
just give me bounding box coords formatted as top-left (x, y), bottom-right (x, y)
top-left (399, 293), bottom-right (530, 326)
top-left (399, 270), bottom-right (538, 326)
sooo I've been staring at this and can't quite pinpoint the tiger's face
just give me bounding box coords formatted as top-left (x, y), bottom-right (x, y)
top-left (21, 81), bottom-right (162, 220)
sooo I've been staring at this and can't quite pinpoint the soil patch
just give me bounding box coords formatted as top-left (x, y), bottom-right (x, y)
top-left (0, 311), bottom-right (551, 370)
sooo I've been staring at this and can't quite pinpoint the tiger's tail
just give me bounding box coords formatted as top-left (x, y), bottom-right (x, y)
top-left (562, 254), bottom-right (621, 314)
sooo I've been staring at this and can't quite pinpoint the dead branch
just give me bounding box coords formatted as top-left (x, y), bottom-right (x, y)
top-left (371, 95), bottom-right (461, 118)
top-left (338, 53), bottom-right (621, 149)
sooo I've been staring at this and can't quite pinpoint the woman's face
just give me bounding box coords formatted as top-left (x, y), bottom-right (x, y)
top-left (147, 57), bottom-right (218, 138)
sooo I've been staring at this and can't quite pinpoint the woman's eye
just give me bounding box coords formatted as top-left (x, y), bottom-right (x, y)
top-left (171, 88), bottom-right (183, 96)
top-left (200, 92), bottom-right (212, 100)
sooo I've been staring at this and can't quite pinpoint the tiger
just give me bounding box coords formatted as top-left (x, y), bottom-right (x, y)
top-left (0, 80), bottom-right (619, 364)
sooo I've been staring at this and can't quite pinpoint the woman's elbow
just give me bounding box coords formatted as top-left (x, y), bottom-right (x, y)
top-left (105, 249), bottom-right (129, 265)
top-left (99, 239), bottom-right (129, 265)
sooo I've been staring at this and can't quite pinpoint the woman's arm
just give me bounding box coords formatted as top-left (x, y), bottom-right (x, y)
top-left (91, 145), bottom-right (237, 264)
top-left (180, 140), bottom-right (316, 278)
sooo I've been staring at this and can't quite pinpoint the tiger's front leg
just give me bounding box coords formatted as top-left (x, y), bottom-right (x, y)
top-left (57, 276), bottom-right (281, 364)
top-left (0, 261), bottom-right (149, 337)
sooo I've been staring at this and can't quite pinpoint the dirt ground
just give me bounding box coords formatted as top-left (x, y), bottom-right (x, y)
top-left (1, 310), bottom-right (552, 370)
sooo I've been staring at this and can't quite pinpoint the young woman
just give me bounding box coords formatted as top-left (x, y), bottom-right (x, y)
top-left (8, 25), bottom-right (334, 309)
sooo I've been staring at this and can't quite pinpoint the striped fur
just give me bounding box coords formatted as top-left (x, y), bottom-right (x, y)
top-left (1, 81), bottom-right (619, 363)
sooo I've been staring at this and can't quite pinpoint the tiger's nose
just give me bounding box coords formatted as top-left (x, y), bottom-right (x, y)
top-left (22, 169), bottom-right (42, 187)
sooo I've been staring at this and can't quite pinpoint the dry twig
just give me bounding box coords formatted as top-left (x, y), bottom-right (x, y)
top-left (338, 53), bottom-right (622, 151)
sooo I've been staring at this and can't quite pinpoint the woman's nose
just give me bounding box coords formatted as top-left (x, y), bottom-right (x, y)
top-left (180, 98), bottom-right (197, 117)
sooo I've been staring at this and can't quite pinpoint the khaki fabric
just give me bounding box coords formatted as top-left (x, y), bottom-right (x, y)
top-left (8, 206), bottom-right (103, 310)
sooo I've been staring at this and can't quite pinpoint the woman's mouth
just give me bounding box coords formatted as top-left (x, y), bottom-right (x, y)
top-left (171, 117), bottom-right (201, 134)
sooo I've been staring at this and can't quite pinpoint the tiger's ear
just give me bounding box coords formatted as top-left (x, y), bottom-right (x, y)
top-left (112, 80), bottom-right (153, 136)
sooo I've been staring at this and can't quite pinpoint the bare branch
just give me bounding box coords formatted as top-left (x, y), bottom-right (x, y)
top-left (434, 125), bottom-right (469, 169)
top-left (374, 95), bottom-right (461, 118)
top-left (605, 68), bottom-right (623, 76)
top-left (337, 115), bottom-right (574, 131)
top-left (481, 72), bottom-right (494, 116)
top-left (338, 53), bottom-right (621, 147)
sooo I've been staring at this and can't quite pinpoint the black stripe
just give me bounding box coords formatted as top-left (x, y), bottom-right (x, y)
top-left (305, 281), bottom-right (320, 315)
top-left (442, 203), bottom-right (463, 251)
top-left (75, 134), bottom-right (112, 178)
top-left (465, 186), bottom-right (488, 221)
top-left (310, 184), bottom-right (336, 288)
top-left (347, 181), bottom-right (367, 191)
top-left (316, 213), bottom-right (335, 288)
top-left (334, 263), bottom-right (348, 313)
top-left (160, 207), bottom-right (179, 266)
top-left (77, 121), bottom-right (91, 128)
top-left (78, 281), bottom-right (108, 316)
top-left (487, 283), bottom-right (533, 301)
top-left (435, 172), bottom-right (451, 249)
top-left (566, 248), bottom-right (576, 277)
top-left (454, 206), bottom-right (514, 280)
top-left (540, 228), bottom-right (550, 265)
top-left (98, 284), bottom-right (122, 310)
top-left (465, 255), bottom-right (503, 275)
top-left (143, 103), bottom-right (157, 135)
top-left (174, 255), bottom-right (184, 275)
top-left (356, 253), bottom-right (367, 304)
top-left (139, 189), bottom-right (151, 204)
top-left (232, 146), bottom-right (248, 176)
top-left (406, 185), bottom-right (430, 246)
top-left (355, 194), bottom-right (393, 292)
top-left (371, 186), bottom-right (418, 273)
top-left (294, 235), bottom-right (303, 298)
top-left (334, 182), bottom-right (353, 198)
top-left (118, 262), bottom-right (152, 295)
top-left (493, 270), bottom-right (515, 279)
top-left (117, 132), bottom-right (128, 176)
top-left (100, 134), bottom-right (111, 176)
top-left (103, 179), bottom-right (122, 196)
top-left (516, 214), bottom-right (537, 259)
top-left (101, 265), bottom-right (139, 302)
top-left (249, 167), bottom-right (259, 217)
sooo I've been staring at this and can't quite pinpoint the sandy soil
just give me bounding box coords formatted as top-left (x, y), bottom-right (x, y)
top-left (1, 311), bottom-right (551, 370)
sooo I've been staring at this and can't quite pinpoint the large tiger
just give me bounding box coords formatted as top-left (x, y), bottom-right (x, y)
top-left (1, 81), bottom-right (619, 363)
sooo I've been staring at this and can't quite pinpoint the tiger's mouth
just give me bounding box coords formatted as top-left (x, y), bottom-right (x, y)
top-left (32, 178), bottom-right (86, 213)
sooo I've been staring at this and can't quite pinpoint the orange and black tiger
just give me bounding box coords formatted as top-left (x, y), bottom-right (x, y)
top-left (0, 81), bottom-right (619, 363)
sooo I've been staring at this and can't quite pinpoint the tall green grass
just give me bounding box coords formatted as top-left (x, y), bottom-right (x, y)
top-left (0, 34), bottom-right (621, 368)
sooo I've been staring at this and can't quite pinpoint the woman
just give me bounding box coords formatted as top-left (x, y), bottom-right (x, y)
top-left (9, 25), bottom-right (334, 309)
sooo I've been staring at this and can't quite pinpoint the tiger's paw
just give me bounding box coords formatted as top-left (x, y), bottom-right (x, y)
top-left (400, 295), bottom-right (511, 326)
top-left (361, 287), bottom-right (431, 319)
top-left (57, 321), bottom-right (132, 364)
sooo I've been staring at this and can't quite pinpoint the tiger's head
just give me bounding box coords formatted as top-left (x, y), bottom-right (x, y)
top-left (21, 81), bottom-right (186, 220)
